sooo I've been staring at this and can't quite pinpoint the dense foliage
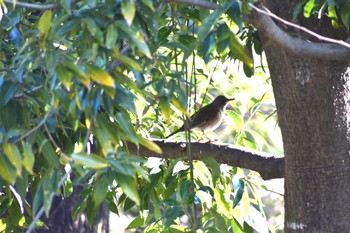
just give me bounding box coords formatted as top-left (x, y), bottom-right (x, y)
top-left (0, 0), bottom-right (347, 232)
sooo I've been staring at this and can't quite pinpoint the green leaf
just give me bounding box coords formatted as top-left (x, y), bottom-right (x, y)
top-left (63, 61), bottom-right (90, 87)
top-left (126, 211), bottom-right (152, 229)
top-left (60, 0), bottom-right (72, 14)
top-left (141, 0), bottom-right (154, 11)
top-left (197, 1), bottom-right (234, 41)
top-left (229, 32), bottom-right (253, 68)
top-left (36, 133), bottom-right (59, 167)
top-left (72, 152), bottom-right (108, 169)
top-left (304, 0), bottom-right (317, 18)
top-left (3, 143), bottom-right (22, 176)
top-left (0, 154), bottom-right (17, 184)
top-left (216, 23), bottom-right (231, 57)
top-left (122, 0), bottom-right (136, 25)
top-left (202, 157), bottom-right (221, 186)
top-left (83, 18), bottom-right (103, 44)
top-left (126, 215), bottom-right (144, 229)
top-left (171, 96), bottom-right (189, 117)
top-left (56, 64), bottom-right (73, 91)
top-left (0, 81), bottom-right (19, 107)
top-left (138, 136), bottom-right (162, 154)
top-left (116, 111), bottom-right (138, 143)
top-left (42, 174), bottom-right (54, 216)
top-left (22, 142), bottom-right (35, 174)
top-left (227, 1), bottom-right (243, 30)
top-left (159, 96), bottom-right (171, 121)
top-left (86, 64), bottom-right (115, 87)
top-left (93, 174), bottom-right (110, 207)
top-left (32, 183), bottom-right (43, 215)
top-left (116, 21), bottom-right (151, 57)
top-left (111, 47), bottom-right (142, 71)
top-left (38, 10), bottom-right (52, 37)
top-left (116, 173), bottom-right (140, 205)
top-left (94, 114), bottom-right (116, 155)
top-left (233, 178), bottom-right (244, 208)
top-left (63, 177), bottom-right (73, 197)
top-left (328, 1), bottom-right (339, 28)
top-left (72, 197), bottom-right (88, 220)
top-left (201, 30), bottom-right (215, 63)
top-left (106, 23), bottom-right (118, 49)
top-left (292, 0), bottom-right (308, 20)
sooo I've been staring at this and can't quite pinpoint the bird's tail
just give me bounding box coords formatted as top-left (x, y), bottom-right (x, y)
top-left (165, 126), bottom-right (184, 139)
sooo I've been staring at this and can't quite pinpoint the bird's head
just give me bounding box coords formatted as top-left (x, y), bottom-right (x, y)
top-left (212, 95), bottom-right (235, 108)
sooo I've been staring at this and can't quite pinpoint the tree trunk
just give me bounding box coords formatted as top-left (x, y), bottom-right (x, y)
top-left (262, 1), bottom-right (350, 232)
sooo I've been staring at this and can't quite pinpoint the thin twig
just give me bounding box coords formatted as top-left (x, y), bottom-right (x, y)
top-left (14, 108), bottom-right (53, 143)
top-left (14, 85), bottom-right (43, 99)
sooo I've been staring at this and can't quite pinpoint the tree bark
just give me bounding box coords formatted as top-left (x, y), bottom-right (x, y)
top-left (260, 1), bottom-right (350, 231)
top-left (130, 140), bottom-right (284, 180)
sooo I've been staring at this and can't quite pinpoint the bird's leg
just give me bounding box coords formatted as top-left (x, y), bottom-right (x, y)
top-left (200, 131), bottom-right (213, 143)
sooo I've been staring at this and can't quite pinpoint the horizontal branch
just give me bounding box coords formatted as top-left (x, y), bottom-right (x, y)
top-left (4, 0), bottom-right (61, 10)
top-left (129, 139), bottom-right (284, 180)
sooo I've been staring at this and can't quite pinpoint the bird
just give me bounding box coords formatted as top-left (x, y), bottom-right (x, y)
top-left (165, 95), bottom-right (234, 139)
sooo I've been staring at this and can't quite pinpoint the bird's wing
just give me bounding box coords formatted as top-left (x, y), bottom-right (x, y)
top-left (190, 105), bottom-right (213, 129)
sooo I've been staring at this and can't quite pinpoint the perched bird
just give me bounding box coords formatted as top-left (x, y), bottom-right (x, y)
top-left (166, 95), bottom-right (234, 139)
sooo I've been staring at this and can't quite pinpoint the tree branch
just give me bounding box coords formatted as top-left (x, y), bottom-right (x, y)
top-left (4, 0), bottom-right (61, 10)
top-left (129, 139), bottom-right (284, 180)
top-left (168, 0), bottom-right (350, 61)
top-left (246, 4), bottom-right (350, 61)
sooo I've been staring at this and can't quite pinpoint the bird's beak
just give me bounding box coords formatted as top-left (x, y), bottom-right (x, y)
top-left (226, 98), bottom-right (235, 102)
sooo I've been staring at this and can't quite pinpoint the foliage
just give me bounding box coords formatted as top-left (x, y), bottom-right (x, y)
top-left (0, 0), bottom-right (283, 232)
top-left (293, 0), bottom-right (350, 29)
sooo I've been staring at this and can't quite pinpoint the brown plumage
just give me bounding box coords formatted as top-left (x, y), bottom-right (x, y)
top-left (166, 95), bottom-right (234, 138)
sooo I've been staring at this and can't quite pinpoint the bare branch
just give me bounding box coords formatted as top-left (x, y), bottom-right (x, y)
top-left (129, 139), bottom-right (284, 180)
top-left (4, 0), bottom-right (60, 10)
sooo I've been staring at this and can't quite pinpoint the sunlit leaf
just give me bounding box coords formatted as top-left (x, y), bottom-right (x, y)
top-left (86, 64), bottom-right (115, 87)
top-left (63, 61), bottom-right (90, 87)
top-left (56, 64), bottom-right (73, 90)
top-left (122, 0), bottom-right (135, 25)
top-left (3, 143), bottom-right (22, 176)
top-left (304, 0), bottom-right (317, 18)
top-left (138, 136), bottom-right (162, 154)
top-left (38, 10), bottom-right (52, 40)
top-left (159, 96), bottom-right (171, 121)
top-left (72, 152), bottom-right (108, 169)
top-left (229, 32), bottom-right (253, 68)
top-left (22, 142), bottom-right (35, 174)
top-left (111, 47), bottom-right (142, 71)
top-left (0, 154), bottom-right (17, 184)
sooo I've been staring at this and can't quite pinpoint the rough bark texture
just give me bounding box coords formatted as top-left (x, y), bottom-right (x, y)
top-left (261, 0), bottom-right (350, 231)
top-left (129, 140), bottom-right (284, 180)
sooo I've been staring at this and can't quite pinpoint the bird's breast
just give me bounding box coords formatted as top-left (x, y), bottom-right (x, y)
top-left (194, 109), bottom-right (225, 131)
